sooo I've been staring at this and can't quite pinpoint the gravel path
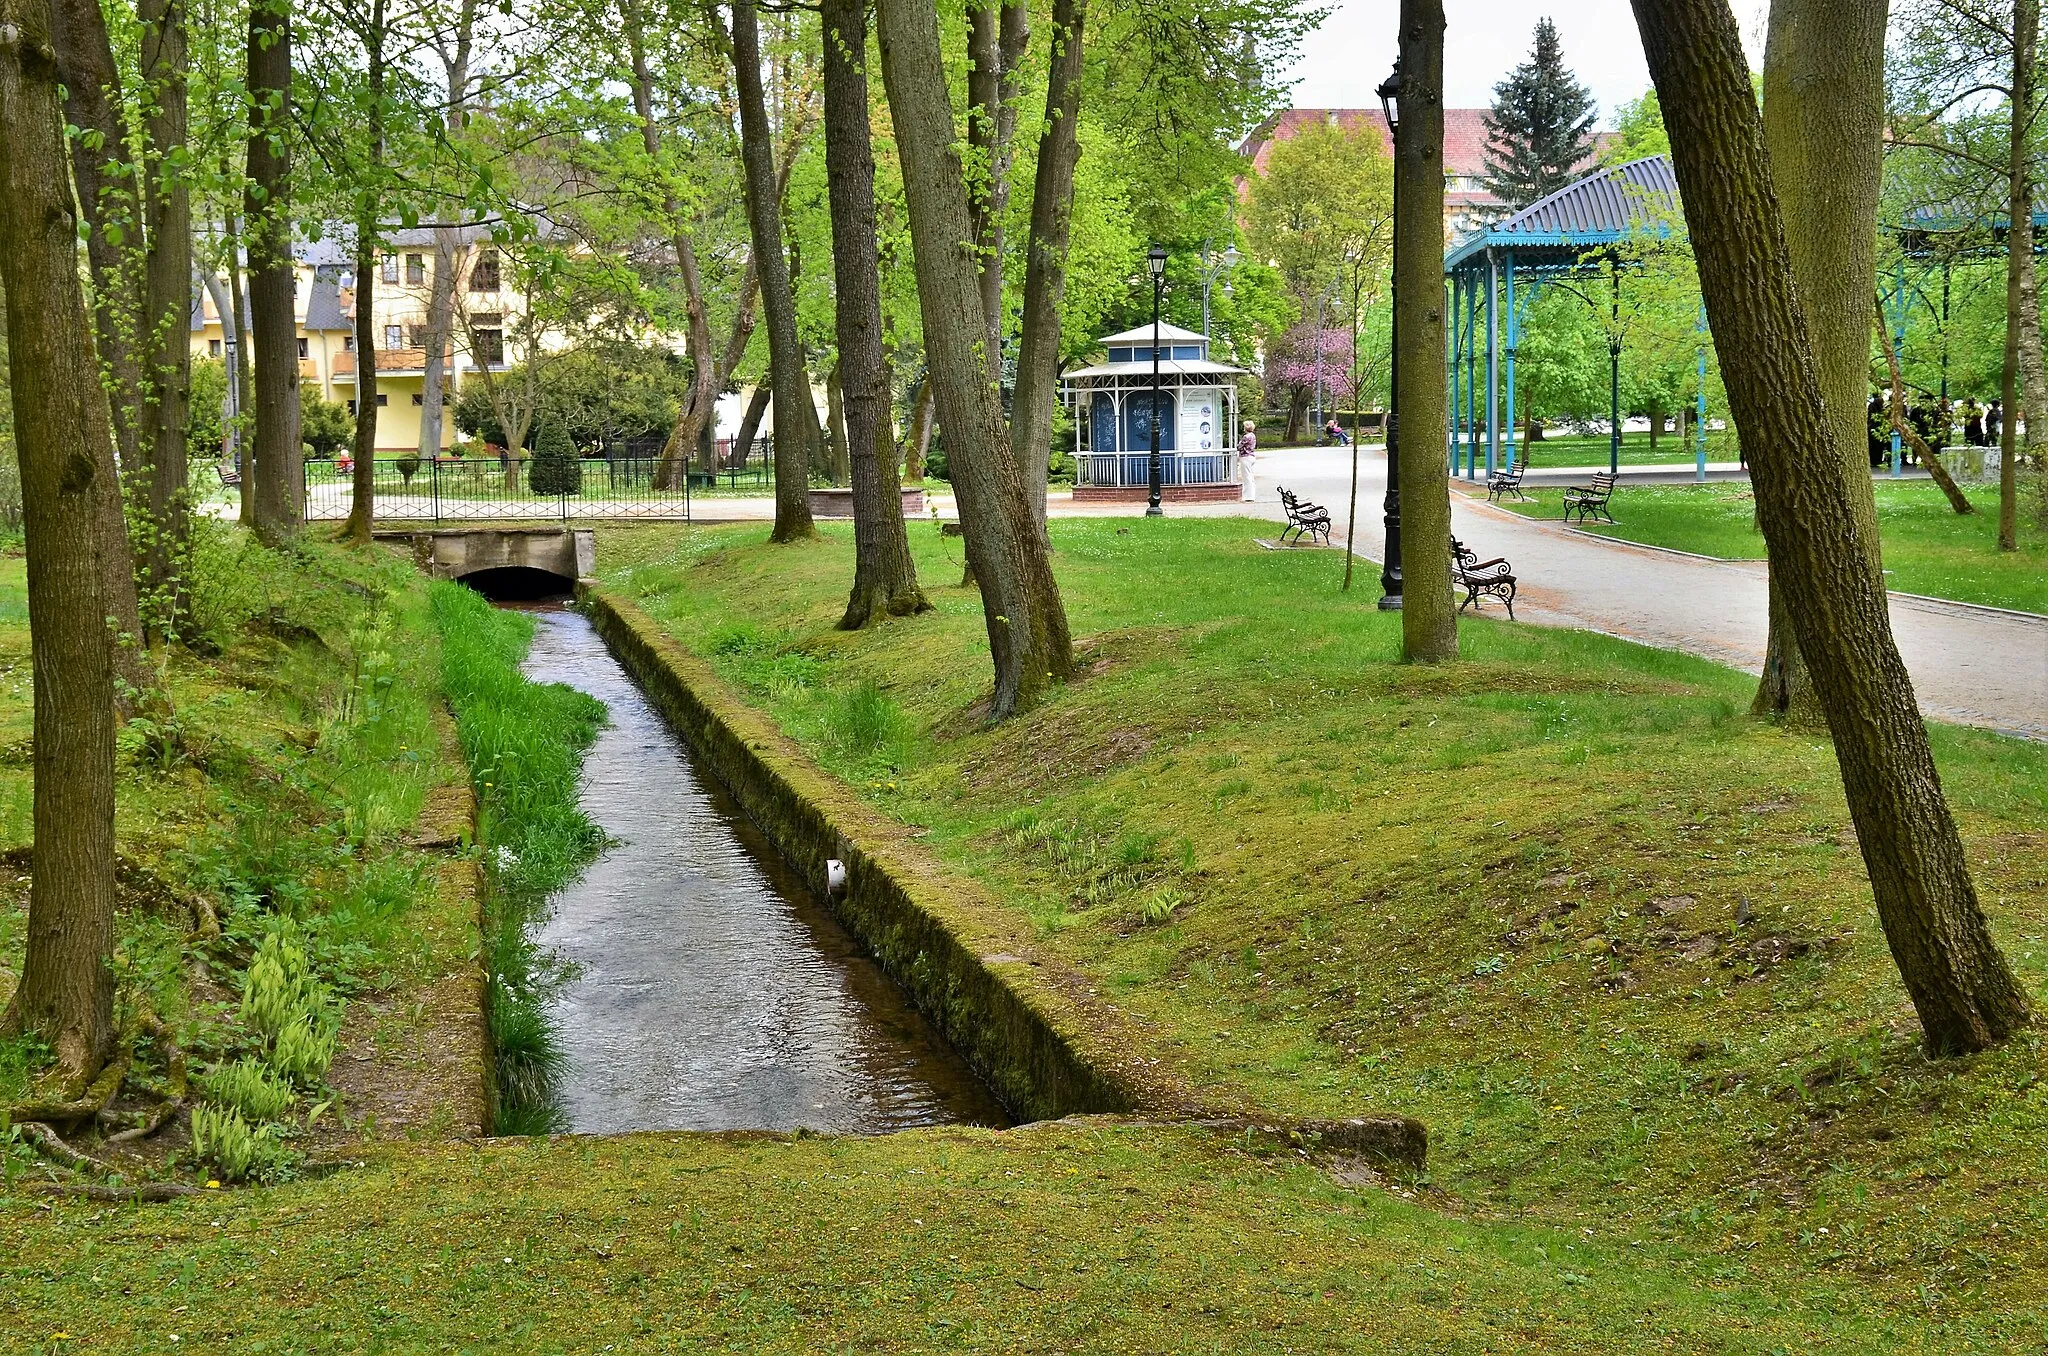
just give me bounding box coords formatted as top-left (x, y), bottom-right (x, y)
top-left (1250, 445), bottom-right (2047, 740)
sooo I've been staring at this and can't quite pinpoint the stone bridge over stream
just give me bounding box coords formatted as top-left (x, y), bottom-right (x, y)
top-left (391, 527), bottom-right (596, 594)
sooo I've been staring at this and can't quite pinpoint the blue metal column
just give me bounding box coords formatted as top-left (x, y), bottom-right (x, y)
top-left (1503, 250), bottom-right (1519, 473)
top-left (1447, 276), bottom-right (1461, 474)
top-left (1485, 251), bottom-right (1500, 479)
top-left (1889, 260), bottom-right (1906, 478)
top-left (1464, 275), bottom-right (1477, 477)
top-left (1695, 305), bottom-right (1709, 482)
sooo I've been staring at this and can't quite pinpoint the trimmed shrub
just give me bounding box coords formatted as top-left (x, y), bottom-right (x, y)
top-left (528, 421), bottom-right (582, 495)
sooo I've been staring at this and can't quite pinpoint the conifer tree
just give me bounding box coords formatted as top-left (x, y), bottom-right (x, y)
top-left (1482, 18), bottom-right (1598, 212)
top-left (528, 421), bottom-right (582, 496)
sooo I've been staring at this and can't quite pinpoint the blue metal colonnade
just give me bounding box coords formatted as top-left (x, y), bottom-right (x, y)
top-left (1442, 155), bottom-right (1714, 482)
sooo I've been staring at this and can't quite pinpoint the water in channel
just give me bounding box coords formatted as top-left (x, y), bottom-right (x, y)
top-left (513, 604), bottom-right (1009, 1135)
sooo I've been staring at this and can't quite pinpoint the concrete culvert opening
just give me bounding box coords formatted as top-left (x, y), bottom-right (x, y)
top-left (457, 566), bottom-right (577, 602)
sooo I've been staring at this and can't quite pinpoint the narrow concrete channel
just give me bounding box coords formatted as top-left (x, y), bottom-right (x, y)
top-left (512, 603), bottom-right (1010, 1134)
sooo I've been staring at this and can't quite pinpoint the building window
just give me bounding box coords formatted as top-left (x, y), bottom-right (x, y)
top-left (406, 253), bottom-right (425, 285)
top-left (412, 393), bottom-right (424, 406)
top-left (297, 337), bottom-right (309, 359)
top-left (347, 400), bottom-right (357, 415)
top-left (342, 335), bottom-right (354, 351)
top-left (376, 393), bottom-right (389, 406)
top-left (470, 249), bottom-right (501, 291)
top-left (385, 324), bottom-right (402, 350)
top-left (381, 255), bottom-right (398, 284)
top-left (471, 314), bottom-right (503, 365)
top-left (209, 338), bottom-right (222, 358)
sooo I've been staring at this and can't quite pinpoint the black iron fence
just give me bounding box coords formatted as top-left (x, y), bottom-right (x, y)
top-left (302, 439), bottom-right (775, 523)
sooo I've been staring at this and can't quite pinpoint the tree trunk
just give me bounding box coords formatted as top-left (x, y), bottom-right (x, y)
top-left (0, 0), bottom-right (120, 1083)
top-left (417, 232), bottom-right (456, 458)
top-left (1284, 385), bottom-right (1308, 444)
top-left (222, 207), bottom-right (256, 525)
top-left (2001, 0), bottom-right (2037, 553)
top-left (48, 0), bottom-right (142, 475)
top-left (902, 377), bottom-right (934, 482)
top-left (244, 0), bottom-right (300, 546)
top-left (1877, 295), bottom-right (1975, 514)
top-left (823, 0), bottom-right (928, 629)
top-left (825, 363), bottom-right (849, 485)
top-left (623, 1), bottom-right (724, 494)
top-left (1751, 0), bottom-right (1887, 724)
top-left (46, 0), bottom-right (149, 688)
top-left (877, 0), bottom-right (1074, 718)
top-left (732, 384), bottom-right (770, 468)
top-left (1631, 0), bottom-right (2030, 1055)
top-left (965, 0), bottom-right (1028, 357)
top-left (731, 0), bottom-right (813, 542)
top-left (1007, 0), bottom-right (1085, 540)
top-left (1393, 0), bottom-right (1458, 662)
top-left (137, 0), bottom-right (192, 631)
top-left (341, 0), bottom-right (386, 544)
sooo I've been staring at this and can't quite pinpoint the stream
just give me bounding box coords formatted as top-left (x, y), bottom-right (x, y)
top-left (513, 604), bottom-right (1009, 1135)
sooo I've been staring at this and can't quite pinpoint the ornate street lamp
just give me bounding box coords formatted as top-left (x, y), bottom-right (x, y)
top-left (1375, 64), bottom-right (1404, 610)
top-left (1200, 240), bottom-right (1241, 341)
top-left (1146, 243), bottom-right (1168, 517)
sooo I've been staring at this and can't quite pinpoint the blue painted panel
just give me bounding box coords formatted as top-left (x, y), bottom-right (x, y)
top-left (1090, 394), bottom-right (1118, 452)
top-left (1171, 345), bottom-right (1202, 360)
top-left (1108, 347), bottom-right (1133, 363)
top-left (1123, 391), bottom-right (1176, 453)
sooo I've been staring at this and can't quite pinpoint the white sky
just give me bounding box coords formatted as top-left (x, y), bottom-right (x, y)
top-left (1281, 0), bottom-right (1771, 129)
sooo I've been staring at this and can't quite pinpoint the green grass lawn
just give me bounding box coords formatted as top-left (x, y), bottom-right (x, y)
top-left (588, 516), bottom-right (2048, 1345)
top-left (1464, 429), bottom-right (1726, 468)
top-left (0, 1122), bottom-right (1947, 1353)
top-left (1495, 480), bottom-right (2048, 613)
top-left (7, 520), bottom-right (2044, 1349)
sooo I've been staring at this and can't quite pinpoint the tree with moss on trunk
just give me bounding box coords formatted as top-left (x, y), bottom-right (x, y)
top-left (1749, 0), bottom-right (1889, 723)
top-left (0, 0), bottom-right (121, 1084)
top-left (1391, 0), bottom-right (1458, 662)
top-left (822, 0), bottom-right (927, 626)
top-left (244, 0), bottom-right (301, 546)
top-left (729, 0), bottom-right (813, 544)
top-left (876, 0), bottom-right (1073, 718)
top-left (1629, 0), bottom-right (2030, 1055)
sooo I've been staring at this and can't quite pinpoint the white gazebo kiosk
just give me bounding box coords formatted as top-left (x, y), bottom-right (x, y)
top-left (1061, 321), bottom-right (1248, 502)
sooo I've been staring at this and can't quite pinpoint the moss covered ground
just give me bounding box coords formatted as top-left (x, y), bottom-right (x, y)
top-left (4, 518), bottom-right (2042, 1349)
top-left (585, 516), bottom-right (2048, 1345)
top-left (1492, 479), bottom-right (2048, 613)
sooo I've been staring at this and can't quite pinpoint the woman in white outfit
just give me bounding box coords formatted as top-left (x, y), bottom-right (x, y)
top-left (1237, 420), bottom-right (1258, 503)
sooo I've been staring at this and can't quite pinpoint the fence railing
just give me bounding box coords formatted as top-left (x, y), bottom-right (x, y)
top-left (302, 441), bottom-right (775, 523)
top-left (1076, 450), bottom-right (1236, 489)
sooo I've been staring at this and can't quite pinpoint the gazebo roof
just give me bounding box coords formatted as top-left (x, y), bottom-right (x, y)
top-left (1063, 357), bottom-right (1248, 381)
top-left (1444, 154), bottom-right (1679, 274)
top-left (1096, 320), bottom-right (1211, 346)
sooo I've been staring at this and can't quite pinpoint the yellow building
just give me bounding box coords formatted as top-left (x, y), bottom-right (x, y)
top-left (189, 226), bottom-right (523, 455)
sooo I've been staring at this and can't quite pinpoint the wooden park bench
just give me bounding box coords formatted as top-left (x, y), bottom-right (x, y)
top-left (1278, 487), bottom-right (1332, 547)
top-left (1451, 537), bottom-right (1517, 619)
top-left (1562, 470), bottom-right (1617, 525)
top-left (1486, 450), bottom-right (1530, 503)
top-left (215, 460), bottom-right (242, 490)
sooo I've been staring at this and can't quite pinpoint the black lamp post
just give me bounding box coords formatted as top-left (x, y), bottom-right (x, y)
top-left (1146, 243), bottom-right (1168, 517)
top-left (1608, 258), bottom-right (1622, 475)
top-left (1375, 65), bottom-right (1403, 611)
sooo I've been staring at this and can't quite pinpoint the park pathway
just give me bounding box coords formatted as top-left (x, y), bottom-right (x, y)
top-left (1250, 445), bottom-right (2046, 740)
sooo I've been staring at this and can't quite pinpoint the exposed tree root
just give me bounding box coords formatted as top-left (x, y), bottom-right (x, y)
top-left (17, 1120), bottom-right (112, 1174)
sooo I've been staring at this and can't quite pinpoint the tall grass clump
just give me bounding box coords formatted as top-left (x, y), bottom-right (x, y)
top-left (431, 582), bottom-right (607, 1134)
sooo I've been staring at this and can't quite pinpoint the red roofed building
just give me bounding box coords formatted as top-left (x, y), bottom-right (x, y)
top-left (1239, 108), bottom-right (1612, 238)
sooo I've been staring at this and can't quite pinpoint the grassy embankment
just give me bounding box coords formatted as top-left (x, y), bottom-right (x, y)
top-left (1494, 479), bottom-right (2048, 613)
top-left (586, 517), bottom-right (2047, 1345)
top-left (4, 517), bottom-right (2040, 1350)
top-left (431, 585), bottom-right (607, 1132)
top-left (0, 531), bottom-right (483, 1183)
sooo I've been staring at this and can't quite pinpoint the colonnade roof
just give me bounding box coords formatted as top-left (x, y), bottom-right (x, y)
top-left (1444, 154), bottom-right (1679, 277)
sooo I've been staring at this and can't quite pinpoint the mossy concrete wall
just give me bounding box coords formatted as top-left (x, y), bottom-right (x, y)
top-left (581, 587), bottom-right (1157, 1125)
